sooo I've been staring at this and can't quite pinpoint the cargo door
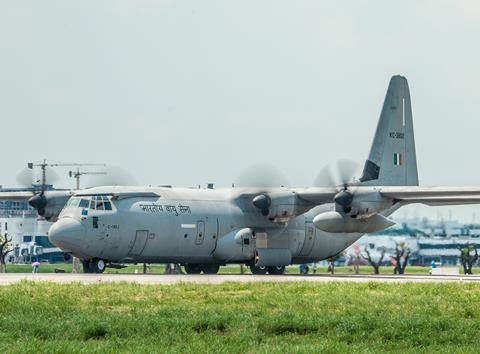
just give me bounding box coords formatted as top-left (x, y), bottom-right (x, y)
top-left (299, 222), bottom-right (315, 256)
top-left (128, 230), bottom-right (149, 256)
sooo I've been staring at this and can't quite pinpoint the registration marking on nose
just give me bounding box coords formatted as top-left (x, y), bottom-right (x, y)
top-left (181, 224), bottom-right (197, 229)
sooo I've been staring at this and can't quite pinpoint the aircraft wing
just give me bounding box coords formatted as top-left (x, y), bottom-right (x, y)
top-left (379, 187), bottom-right (480, 206)
top-left (295, 186), bottom-right (480, 207)
top-left (293, 188), bottom-right (338, 205)
top-left (0, 191), bottom-right (34, 200)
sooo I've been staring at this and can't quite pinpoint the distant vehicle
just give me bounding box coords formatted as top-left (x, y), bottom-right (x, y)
top-left (4, 76), bottom-right (480, 274)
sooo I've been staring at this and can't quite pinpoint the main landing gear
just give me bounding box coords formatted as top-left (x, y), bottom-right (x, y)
top-left (249, 264), bottom-right (286, 275)
top-left (184, 264), bottom-right (220, 274)
top-left (82, 258), bottom-right (106, 273)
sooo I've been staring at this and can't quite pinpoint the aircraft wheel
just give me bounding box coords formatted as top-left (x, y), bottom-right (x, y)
top-left (202, 264), bottom-right (220, 274)
top-left (249, 264), bottom-right (267, 275)
top-left (90, 258), bottom-right (106, 273)
top-left (267, 266), bottom-right (286, 275)
top-left (184, 264), bottom-right (202, 274)
top-left (82, 260), bottom-right (93, 273)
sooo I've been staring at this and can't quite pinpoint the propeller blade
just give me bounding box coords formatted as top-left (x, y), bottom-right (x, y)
top-left (336, 159), bottom-right (360, 187)
top-left (313, 166), bottom-right (336, 187)
top-left (16, 168), bottom-right (34, 188)
top-left (235, 163), bottom-right (289, 188)
top-left (86, 166), bottom-right (137, 187)
top-left (44, 166), bottom-right (60, 186)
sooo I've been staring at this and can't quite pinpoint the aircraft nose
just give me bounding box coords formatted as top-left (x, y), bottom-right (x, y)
top-left (48, 218), bottom-right (85, 251)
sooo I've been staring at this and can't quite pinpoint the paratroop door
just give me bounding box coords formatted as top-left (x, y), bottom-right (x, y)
top-left (195, 221), bottom-right (205, 245)
top-left (299, 222), bottom-right (315, 256)
top-left (128, 230), bottom-right (149, 256)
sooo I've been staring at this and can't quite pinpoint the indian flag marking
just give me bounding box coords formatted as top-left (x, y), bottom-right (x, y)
top-left (394, 153), bottom-right (402, 166)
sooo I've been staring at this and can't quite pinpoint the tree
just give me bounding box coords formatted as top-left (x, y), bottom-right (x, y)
top-left (459, 245), bottom-right (479, 275)
top-left (0, 233), bottom-right (12, 273)
top-left (363, 246), bottom-right (385, 275)
top-left (392, 242), bottom-right (411, 275)
top-left (350, 244), bottom-right (362, 274)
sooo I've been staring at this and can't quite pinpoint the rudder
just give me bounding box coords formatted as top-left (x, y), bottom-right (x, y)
top-left (359, 75), bottom-right (419, 186)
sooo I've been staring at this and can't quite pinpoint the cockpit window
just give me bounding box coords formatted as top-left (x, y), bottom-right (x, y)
top-left (85, 196), bottom-right (113, 211)
top-left (66, 197), bottom-right (83, 207)
top-left (79, 199), bottom-right (89, 208)
top-left (96, 201), bottom-right (105, 211)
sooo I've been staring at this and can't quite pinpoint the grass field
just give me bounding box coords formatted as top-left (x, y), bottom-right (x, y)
top-left (5, 263), bottom-right (475, 275)
top-left (1, 282), bottom-right (479, 353)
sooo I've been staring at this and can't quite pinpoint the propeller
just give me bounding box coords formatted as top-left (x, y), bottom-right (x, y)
top-left (235, 163), bottom-right (289, 217)
top-left (16, 166), bottom-right (59, 188)
top-left (313, 159), bottom-right (360, 214)
top-left (28, 193), bottom-right (47, 215)
top-left (86, 166), bottom-right (137, 187)
top-left (16, 166), bottom-right (60, 216)
top-left (252, 194), bottom-right (271, 216)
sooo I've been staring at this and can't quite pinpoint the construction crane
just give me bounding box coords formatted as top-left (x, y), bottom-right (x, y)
top-left (69, 168), bottom-right (107, 190)
top-left (27, 159), bottom-right (106, 189)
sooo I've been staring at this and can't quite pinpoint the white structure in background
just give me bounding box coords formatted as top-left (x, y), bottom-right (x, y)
top-left (0, 186), bottom-right (64, 263)
top-left (346, 217), bottom-right (480, 266)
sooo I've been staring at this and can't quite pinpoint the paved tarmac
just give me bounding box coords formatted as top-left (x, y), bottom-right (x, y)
top-left (2, 273), bottom-right (480, 285)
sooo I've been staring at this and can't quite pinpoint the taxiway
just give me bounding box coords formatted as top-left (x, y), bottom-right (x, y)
top-left (2, 273), bottom-right (480, 285)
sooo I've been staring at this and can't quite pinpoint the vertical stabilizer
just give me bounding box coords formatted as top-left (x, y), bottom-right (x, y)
top-left (359, 75), bottom-right (419, 186)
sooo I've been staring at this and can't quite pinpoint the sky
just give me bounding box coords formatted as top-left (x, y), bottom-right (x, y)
top-left (1, 1), bottom-right (480, 222)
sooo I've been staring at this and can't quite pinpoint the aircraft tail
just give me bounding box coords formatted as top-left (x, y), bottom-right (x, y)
top-left (359, 75), bottom-right (419, 186)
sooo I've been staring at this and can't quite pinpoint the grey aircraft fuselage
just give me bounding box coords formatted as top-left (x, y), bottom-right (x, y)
top-left (49, 186), bottom-right (374, 266)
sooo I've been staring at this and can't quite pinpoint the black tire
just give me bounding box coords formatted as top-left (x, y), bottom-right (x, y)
top-left (90, 258), bottom-right (106, 273)
top-left (184, 264), bottom-right (202, 274)
top-left (82, 260), bottom-right (93, 273)
top-left (250, 264), bottom-right (267, 275)
top-left (202, 264), bottom-right (220, 274)
top-left (267, 266), bottom-right (286, 275)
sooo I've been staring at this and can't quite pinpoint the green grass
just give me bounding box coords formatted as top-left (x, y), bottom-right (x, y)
top-left (0, 282), bottom-right (479, 353)
top-left (5, 263), bottom-right (478, 275)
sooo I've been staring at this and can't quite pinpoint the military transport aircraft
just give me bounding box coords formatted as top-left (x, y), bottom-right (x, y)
top-left (4, 75), bottom-right (480, 274)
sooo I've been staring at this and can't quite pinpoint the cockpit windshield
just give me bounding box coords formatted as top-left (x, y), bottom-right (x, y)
top-left (89, 195), bottom-right (112, 211)
top-left (61, 195), bottom-right (113, 218)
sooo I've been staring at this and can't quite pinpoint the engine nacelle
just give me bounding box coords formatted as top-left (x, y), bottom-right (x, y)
top-left (29, 191), bottom-right (73, 222)
top-left (252, 191), bottom-right (311, 223)
top-left (347, 188), bottom-right (394, 217)
top-left (313, 211), bottom-right (395, 234)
